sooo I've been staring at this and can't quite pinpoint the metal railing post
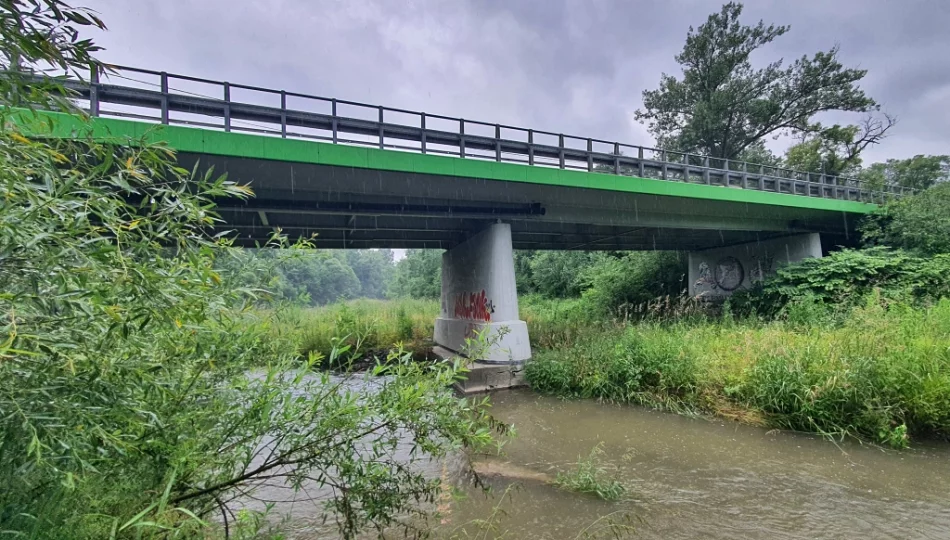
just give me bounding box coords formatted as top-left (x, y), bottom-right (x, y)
top-left (496, 125), bottom-right (502, 162)
top-left (459, 119), bottom-right (465, 158)
top-left (378, 106), bottom-right (384, 150)
top-left (614, 143), bottom-right (620, 175)
top-left (661, 150), bottom-right (668, 179)
top-left (160, 72), bottom-right (169, 124)
top-left (683, 153), bottom-right (690, 182)
top-left (420, 113), bottom-right (427, 154)
top-left (528, 130), bottom-right (534, 165)
top-left (558, 134), bottom-right (565, 169)
top-left (223, 82), bottom-right (231, 132)
top-left (742, 162), bottom-right (748, 189)
top-left (638, 147), bottom-right (644, 178)
top-left (331, 99), bottom-right (338, 143)
top-left (280, 90), bottom-right (287, 138)
top-left (702, 156), bottom-right (710, 184)
top-left (89, 66), bottom-right (99, 116)
top-left (587, 139), bottom-right (593, 172)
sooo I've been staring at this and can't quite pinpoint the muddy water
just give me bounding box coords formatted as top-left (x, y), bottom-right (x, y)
top-left (449, 390), bottom-right (950, 540)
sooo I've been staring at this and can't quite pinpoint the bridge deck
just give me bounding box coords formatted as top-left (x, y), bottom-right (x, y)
top-left (15, 66), bottom-right (891, 250)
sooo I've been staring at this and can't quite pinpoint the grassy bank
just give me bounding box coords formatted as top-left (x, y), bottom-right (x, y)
top-left (287, 295), bottom-right (950, 448)
top-left (526, 295), bottom-right (950, 448)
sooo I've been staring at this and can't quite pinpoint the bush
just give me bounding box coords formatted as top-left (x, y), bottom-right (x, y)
top-left (731, 247), bottom-right (950, 317)
top-left (861, 182), bottom-right (950, 255)
top-left (580, 252), bottom-right (688, 315)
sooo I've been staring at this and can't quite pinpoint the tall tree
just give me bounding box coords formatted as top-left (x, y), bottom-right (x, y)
top-left (636, 2), bottom-right (880, 161)
top-left (784, 117), bottom-right (895, 178)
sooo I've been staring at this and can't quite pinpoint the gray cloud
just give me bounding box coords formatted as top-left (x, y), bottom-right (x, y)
top-left (83, 0), bottom-right (949, 163)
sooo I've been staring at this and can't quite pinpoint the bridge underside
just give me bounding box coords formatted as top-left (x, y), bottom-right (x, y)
top-left (185, 153), bottom-right (863, 251)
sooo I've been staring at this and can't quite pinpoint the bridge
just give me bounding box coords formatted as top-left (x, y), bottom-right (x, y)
top-left (15, 66), bottom-right (905, 391)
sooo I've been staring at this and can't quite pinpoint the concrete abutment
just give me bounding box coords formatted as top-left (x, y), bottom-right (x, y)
top-left (688, 233), bottom-right (823, 299)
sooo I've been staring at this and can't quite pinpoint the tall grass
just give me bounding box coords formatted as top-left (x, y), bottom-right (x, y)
top-left (525, 294), bottom-right (950, 447)
top-left (266, 298), bottom-right (439, 359)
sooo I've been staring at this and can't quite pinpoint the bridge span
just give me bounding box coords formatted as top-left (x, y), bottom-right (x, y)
top-left (16, 66), bottom-right (906, 391)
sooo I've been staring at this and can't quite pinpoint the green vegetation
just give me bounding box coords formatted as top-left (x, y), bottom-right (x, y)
top-left (861, 182), bottom-right (950, 255)
top-left (0, 3), bottom-right (501, 538)
top-left (527, 296), bottom-right (950, 448)
top-left (635, 2), bottom-right (881, 161)
top-left (554, 445), bottom-right (626, 501)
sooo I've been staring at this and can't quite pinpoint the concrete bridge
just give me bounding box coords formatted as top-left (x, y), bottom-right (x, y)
top-left (17, 66), bottom-right (905, 391)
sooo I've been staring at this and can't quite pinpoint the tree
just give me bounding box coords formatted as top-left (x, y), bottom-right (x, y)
top-left (275, 251), bottom-right (362, 304)
top-left (637, 2), bottom-right (881, 161)
top-left (526, 251), bottom-right (600, 297)
top-left (388, 249), bottom-right (442, 299)
top-left (345, 249), bottom-right (394, 299)
top-left (737, 140), bottom-right (782, 167)
top-left (860, 155), bottom-right (949, 192)
top-left (784, 118), bottom-right (895, 178)
top-left (861, 182), bottom-right (950, 255)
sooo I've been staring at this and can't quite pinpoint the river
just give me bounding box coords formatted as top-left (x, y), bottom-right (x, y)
top-left (448, 390), bottom-right (950, 539)
top-left (244, 387), bottom-right (950, 539)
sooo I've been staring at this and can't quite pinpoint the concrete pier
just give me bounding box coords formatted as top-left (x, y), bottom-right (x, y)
top-left (433, 223), bottom-right (530, 393)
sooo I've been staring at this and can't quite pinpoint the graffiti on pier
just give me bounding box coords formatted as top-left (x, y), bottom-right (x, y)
top-left (454, 289), bottom-right (495, 322)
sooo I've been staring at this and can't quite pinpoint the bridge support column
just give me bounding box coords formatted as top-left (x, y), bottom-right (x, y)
top-left (689, 233), bottom-right (823, 299)
top-left (434, 222), bottom-right (531, 394)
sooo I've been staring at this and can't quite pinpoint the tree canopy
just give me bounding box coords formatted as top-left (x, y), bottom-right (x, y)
top-left (636, 2), bottom-right (879, 161)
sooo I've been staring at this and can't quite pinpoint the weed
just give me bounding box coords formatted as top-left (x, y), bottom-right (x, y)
top-left (554, 445), bottom-right (627, 501)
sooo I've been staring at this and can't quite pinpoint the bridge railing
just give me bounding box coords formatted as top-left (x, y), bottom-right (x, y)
top-left (45, 65), bottom-right (912, 203)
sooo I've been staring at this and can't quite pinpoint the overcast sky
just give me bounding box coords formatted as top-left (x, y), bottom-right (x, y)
top-left (81, 0), bottom-right (948, 163)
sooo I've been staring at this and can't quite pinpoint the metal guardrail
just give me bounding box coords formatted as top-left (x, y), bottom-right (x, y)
top-left (46, 65), bottom-right (911, 203)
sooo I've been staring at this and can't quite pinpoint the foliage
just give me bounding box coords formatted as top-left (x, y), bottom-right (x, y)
top-left (860, 155), bottom-right (949, 192)
top-left (217, 248), bottom-right (394, 306)
top-left (636, 2), bottom-right (879, 160)
top-left (526, 326), bottom-right (697, 405)
top-left (580, 252), bottom-right (688, 315)
top-left (271, 250), bottom-right (361, 305)
top-left (783, 120), bottom-right (895, 178)
top-left (526, 295), bottom-right (950, 448)
top-left (0, 3), bottom-right (502, 537)
top-left (0, 0), bottom-right (105, 109)
top-left (860, 182), bottom-right (950, 256)
top-left (553, 445), bottom-right (626, 502)
top-left (389, 249), bottom-right (442, 299)
top-left (736, 140), bottom-right (782, 167)
top-left (526, 251), bottom-right (600, 298)
top-left (729, 248), bottom-right (950, 317)
top-left (279, 298), bottom-right (439, 360)
top-left (344, 248), bottom-right (394, 298)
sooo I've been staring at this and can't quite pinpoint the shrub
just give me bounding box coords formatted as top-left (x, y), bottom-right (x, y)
top-left (861, 182), bottom-right (950, 255)
top-left (731, 248), bottom-right (950, 317)
top-left (581, 252), bottom-right (688, 315)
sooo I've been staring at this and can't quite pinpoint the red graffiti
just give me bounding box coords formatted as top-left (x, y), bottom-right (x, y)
top-left (453, 289), bottom-right (495, 322)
